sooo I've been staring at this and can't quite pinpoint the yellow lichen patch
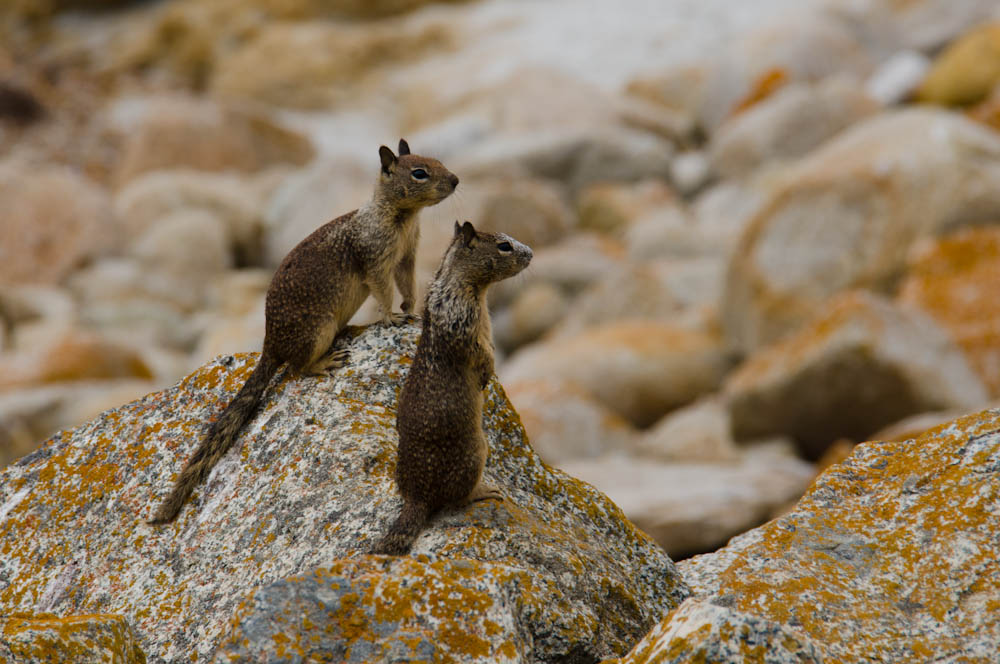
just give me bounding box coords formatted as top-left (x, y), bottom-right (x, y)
top-left (899, 226), bottom-right (1000, 395)
top-left (695, 408), bottom-right (1000, 661)
top-left (3, 613), bottom-right (146, 663)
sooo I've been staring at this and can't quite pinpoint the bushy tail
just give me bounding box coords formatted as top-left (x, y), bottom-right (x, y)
top-left (148, 353), bottom-right (280, 524)
top-left (369, 500), bottom-right (431, 555)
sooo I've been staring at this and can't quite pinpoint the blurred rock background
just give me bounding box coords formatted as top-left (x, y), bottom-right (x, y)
top-left (3, 0), bottom-right (1000, 560)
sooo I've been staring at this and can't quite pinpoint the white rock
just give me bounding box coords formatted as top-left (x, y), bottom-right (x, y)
top-left (865, 50), bottom-right (931, 105)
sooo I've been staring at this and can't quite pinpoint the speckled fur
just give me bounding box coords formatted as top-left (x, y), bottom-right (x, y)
top-left (372, 221), bottom-right (532, 555)
top-left (149, 140), bottom-right (458, 524)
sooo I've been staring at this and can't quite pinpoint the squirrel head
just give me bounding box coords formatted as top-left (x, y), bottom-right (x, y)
top-left (375, 139), bottom-right (459, 210)
top-left (443, 220), bottom-right (533, 289)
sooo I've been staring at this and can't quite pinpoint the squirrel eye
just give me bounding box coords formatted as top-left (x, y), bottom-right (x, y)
top-left (497, 241), bottom-right (513, 252)
top-left (410, 168), bottom-right (428, 181)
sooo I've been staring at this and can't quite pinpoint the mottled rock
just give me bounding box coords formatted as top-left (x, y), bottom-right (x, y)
top-left (723, 108), bottom-right (1000, 352)
top-left (552, 260), bottom-right (723, 338)
top-left (475, 178), bottom-right (575, 248)
top-left (0, 324), bottom-right (687, 662)
top-left (114, 170), bottom-right (266, 267)
top-left (503, 321), bottom-right (731, 428)
top-left (698, 12), bottom-right (873, 131)
top-left (128, 209), bottom-right (232, 277)
top-left (0, 330), bottom-right (153, 391)
top-left (898, 226), bottom-right (1000, 396)
top-left (560, 446), bottom-right (813, 558)
top-left (492, 282), bottom-right (570, 353)
top-left (2, 613), bottom-right (146, 664)
top-left (633, 398), bottom-right (739, 463)
top-left (602, 599), bottom-right (825, 664)
top-left (915, 22), bottom-right (1000, 106)
top-left (710, 77), bottom-right (879, 180)
top-left (673, 407), bottom-right (1000, 662)
top-left (576, 179), bottom-right (677, 237)
top-left (112, 95), bottom-right (313, 183)
top-left (490, 233), bottom-right (626, 307)
top-left (212, 19), bottom-right (454, 109)
top-left (455, 126), bottom-right (675, 196)
top-left (504, 378), bottom-right (635, 463)
top-left (0, 166), bottom-right (116, 287)
top-left (724, 291), bottom-right (988, 459)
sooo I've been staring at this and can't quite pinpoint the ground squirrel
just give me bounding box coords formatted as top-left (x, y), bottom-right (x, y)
top-left (149, 140), bottom-right (459, 524)
top-left (371, 221), bottom-right (532, 555)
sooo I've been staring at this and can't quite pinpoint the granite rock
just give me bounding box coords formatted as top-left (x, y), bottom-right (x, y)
top-left (0, 324), bottom-right (687, 663)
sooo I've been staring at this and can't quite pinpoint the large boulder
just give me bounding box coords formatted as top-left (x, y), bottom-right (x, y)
top-left (0, 324), bottom-right (687, 662)
top-left (723, 108), bottom-right (1000, 352)
top-left (723, 291), bottom-right (988, 459)
top-left (613, 406), bottom-right (1000, 663)
top-left (502, 321), bottom-right (731, 428)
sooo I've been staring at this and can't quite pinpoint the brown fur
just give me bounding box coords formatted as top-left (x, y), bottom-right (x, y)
top-left (149, 140), bottom-right (458, 524)
top-left (371, 221), bottom-right (532, 555)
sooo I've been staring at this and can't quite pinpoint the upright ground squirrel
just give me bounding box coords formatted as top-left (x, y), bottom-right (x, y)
top-left (149, 140), bottom-right (458, 524)
top-left (371, 221), bottom-right (532, 555)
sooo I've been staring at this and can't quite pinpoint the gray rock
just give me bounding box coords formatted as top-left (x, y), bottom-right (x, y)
top-left (0, 324), bottom-right (687, 663)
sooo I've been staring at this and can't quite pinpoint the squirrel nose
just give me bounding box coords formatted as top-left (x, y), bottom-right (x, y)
top-left (449, 173), bottom-right (459, 188)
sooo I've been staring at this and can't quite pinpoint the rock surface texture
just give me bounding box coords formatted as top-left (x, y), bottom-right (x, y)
top-left (0, 324), bottom-right (687, 663)
top-left (605, 407), bottom-right (1000, 663)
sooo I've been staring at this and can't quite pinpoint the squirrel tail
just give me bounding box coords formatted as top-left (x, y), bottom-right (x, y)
top-left (148, 353), bottom-right (280, 524)
top-left (370, 499), bottom-right (431, 555)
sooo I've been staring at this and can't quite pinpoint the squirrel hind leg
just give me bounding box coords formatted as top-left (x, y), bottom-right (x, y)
top-left (305, 348), bottom-right (350, 376)
top-left (464, 480), bottom-right (503, 505)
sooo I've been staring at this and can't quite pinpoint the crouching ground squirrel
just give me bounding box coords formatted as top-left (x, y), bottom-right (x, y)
top-left (371, 221), bottom-right (532, 555)
top-left (149, 140), bottom-right (459, 524)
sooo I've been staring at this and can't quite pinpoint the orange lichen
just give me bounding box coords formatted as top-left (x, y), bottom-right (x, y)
top-left (730, 67), bottom-right (789, 116)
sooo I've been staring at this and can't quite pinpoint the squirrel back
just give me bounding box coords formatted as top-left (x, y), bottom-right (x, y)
top-left (371, 221), bottom-right (532, 555)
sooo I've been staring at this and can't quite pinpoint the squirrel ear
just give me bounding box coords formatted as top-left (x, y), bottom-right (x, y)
top-left (453, 220), bottom-right (462, 236)
top-left (460, 221), bottom-right (476, 247)
top-left (398, 139), bottom-right (410, 156)
top-left (379, 145), bottom-right (396, 174)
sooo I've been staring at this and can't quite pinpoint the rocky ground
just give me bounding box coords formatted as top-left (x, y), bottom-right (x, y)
top-left (2, 0), bottom-right (1000, 590)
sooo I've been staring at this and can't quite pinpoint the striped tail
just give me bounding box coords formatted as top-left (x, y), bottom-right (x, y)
top-left (148, 353), bottom-right (280, 524)
top-left (369, 500), bottom-right (431, 555)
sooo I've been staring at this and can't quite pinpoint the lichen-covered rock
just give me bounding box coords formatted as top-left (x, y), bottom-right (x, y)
top-left (2, 613), bottom-right (147, 664)
top-left (0, 324), bottom-right (687, 663)
top-left (668, 406), bottom-right (1000, 662)
top-left (724, 291), bottom-right (988, 459)
top-left (898, 226), bottom-right (1000, 397)
top-left (722, 108), bottom-right (1000, 352)
top-left (601, 599), bottom-right (825, 664)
